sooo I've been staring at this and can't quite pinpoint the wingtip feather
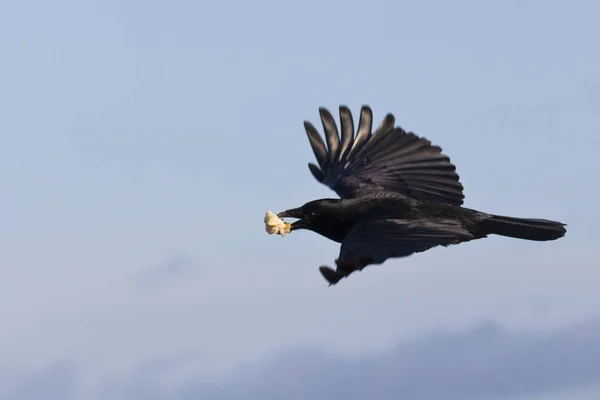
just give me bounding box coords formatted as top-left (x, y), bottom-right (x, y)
top-left (319, 107), bottom-right (340, 162)
top-left (308, 163), bottom-right (324, 182)
top-left (304, 120), bottom-right (328, 169)
top-left (338, 105), bottom-right (355, 161)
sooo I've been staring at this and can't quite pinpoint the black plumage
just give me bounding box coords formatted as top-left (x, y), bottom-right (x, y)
top-left (276, 105), bottom-right (566, 286)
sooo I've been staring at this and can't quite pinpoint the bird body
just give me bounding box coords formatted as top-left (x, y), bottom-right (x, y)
top-left (273, 105), bottom-right (566, 286)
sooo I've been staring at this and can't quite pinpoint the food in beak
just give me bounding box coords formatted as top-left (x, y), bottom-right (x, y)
top-left (264, 210), bottom-right (292, 237)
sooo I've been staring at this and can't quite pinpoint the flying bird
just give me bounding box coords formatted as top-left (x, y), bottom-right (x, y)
top-left (271, 105), bottom-right (566, 286)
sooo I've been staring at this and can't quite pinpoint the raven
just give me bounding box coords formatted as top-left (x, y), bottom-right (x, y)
top-left (273, 105), bottom-right (566, 286)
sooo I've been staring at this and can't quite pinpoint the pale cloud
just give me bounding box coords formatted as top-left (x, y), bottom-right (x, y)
top-left (4, 319), bottom-right (600, 400)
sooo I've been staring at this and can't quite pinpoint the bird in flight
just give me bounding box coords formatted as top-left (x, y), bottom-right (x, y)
top-left (269, 105), bottom-right (566, 286)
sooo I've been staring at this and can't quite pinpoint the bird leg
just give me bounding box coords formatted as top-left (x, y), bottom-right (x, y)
top-left (318, 259), bottom-right (362, 286)
top-left (319, 256), bottom-right (375, 286)
top-left (319, 266), bottom-right (343, 286)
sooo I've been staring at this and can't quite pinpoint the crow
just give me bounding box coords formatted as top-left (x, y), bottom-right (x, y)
top-left (274, 105), bottom-right (566, 286)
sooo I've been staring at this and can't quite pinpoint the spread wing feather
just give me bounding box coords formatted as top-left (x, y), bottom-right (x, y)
top-left (305, 105), bottom-right (465, 206)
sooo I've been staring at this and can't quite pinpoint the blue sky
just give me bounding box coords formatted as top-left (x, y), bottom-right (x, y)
top-left (1, 0), bottom-right (599, 398)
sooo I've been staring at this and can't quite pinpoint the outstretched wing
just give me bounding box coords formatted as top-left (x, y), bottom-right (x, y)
top-left (304, 105), bottom-right (465, 206)
top-left (339, 218), bottom-right (474, 268)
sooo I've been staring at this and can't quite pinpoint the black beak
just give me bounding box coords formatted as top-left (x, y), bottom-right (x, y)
top-left (277, 207), bottom-right (306, 231)
top-left (290, 219), bottom-right (307, 230)
top-left (277, 207), bottom-right (303, 219)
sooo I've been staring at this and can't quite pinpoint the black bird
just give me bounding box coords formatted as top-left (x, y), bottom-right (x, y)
top-left (276, 105), bottom-right (566, 286)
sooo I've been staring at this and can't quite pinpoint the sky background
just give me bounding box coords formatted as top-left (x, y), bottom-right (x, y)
top-left (1, 0), bottom-right (599, 399)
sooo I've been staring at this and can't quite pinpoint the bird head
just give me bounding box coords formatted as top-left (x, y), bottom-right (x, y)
top-left (277, 199), bottom-right (341, 232)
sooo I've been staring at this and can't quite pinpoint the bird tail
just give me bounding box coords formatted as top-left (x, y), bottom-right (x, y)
top-left (478, 214), bottom-right (566, 241)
